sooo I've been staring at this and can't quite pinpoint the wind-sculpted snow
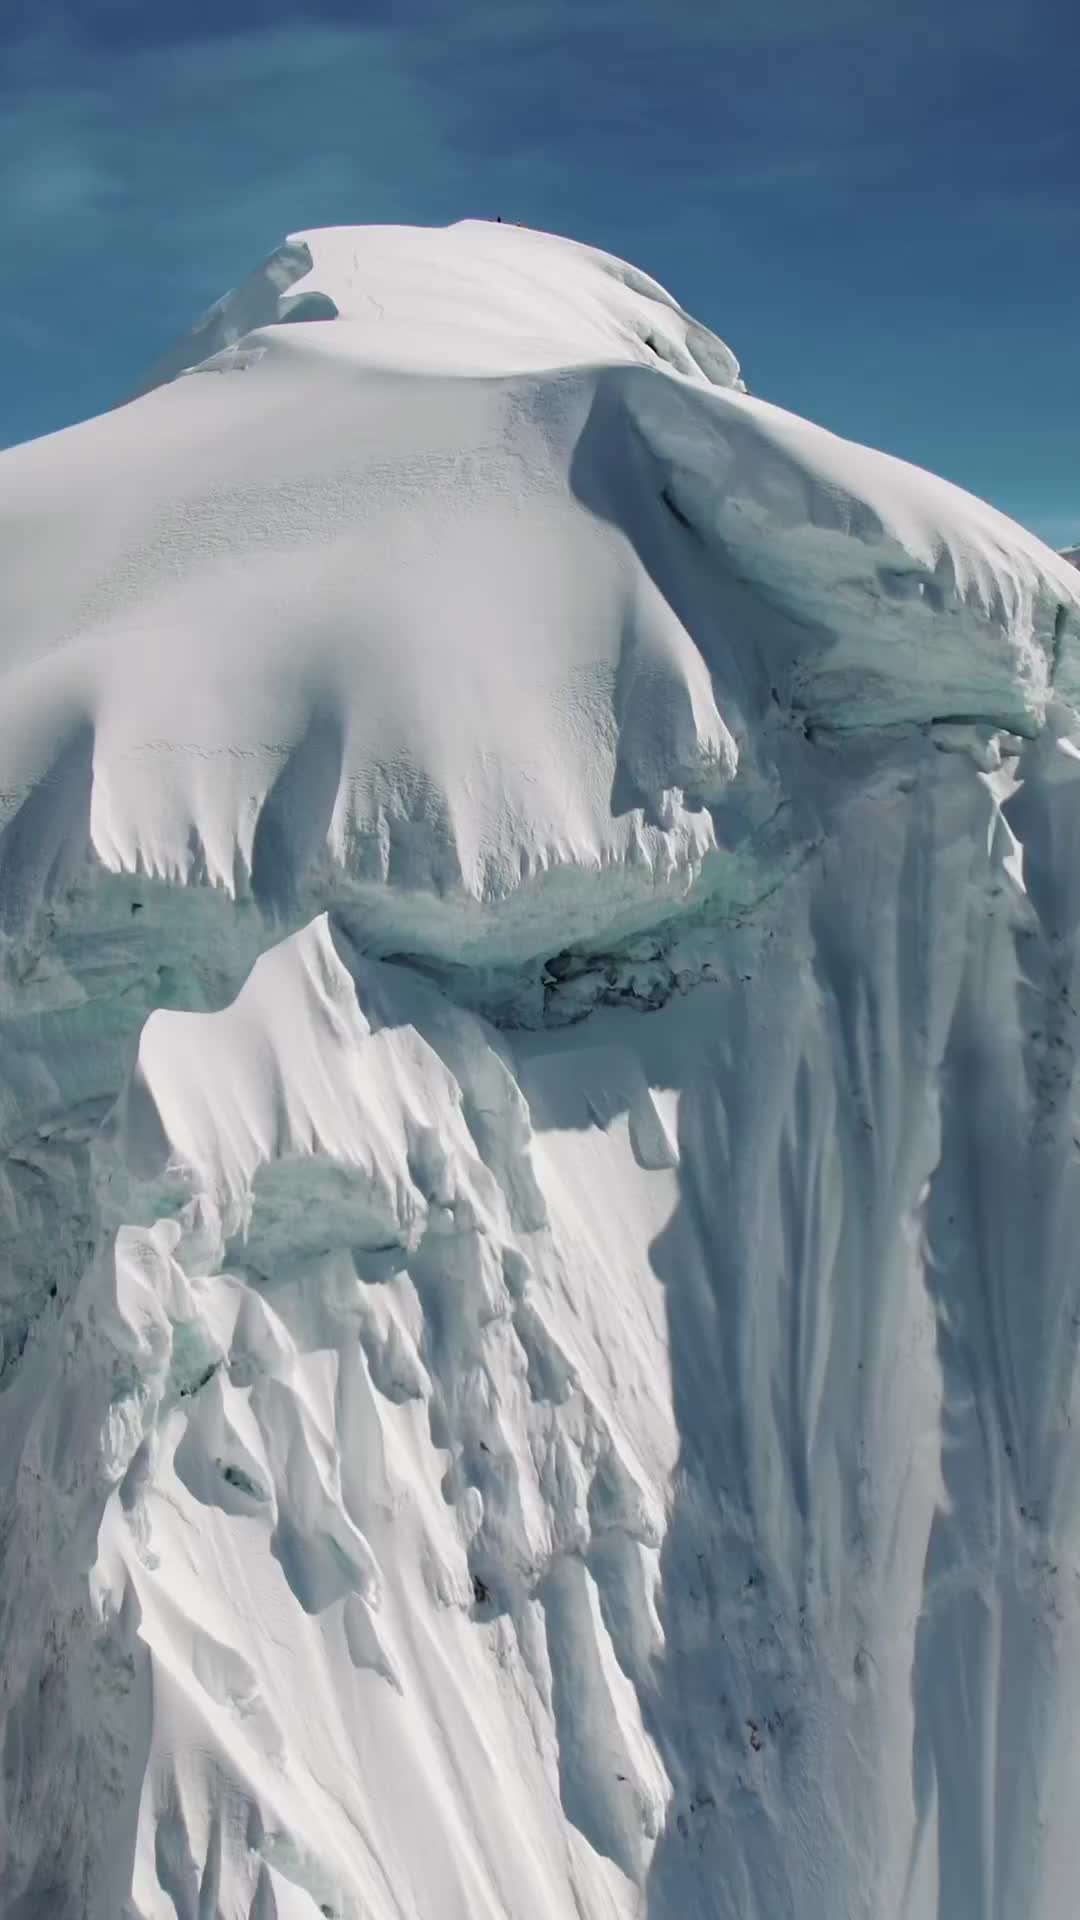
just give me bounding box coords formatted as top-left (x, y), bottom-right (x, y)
top-left (2, 220), bottom-right (1077, 978)
top-left (2, 222), bottom-right (1080, 1919)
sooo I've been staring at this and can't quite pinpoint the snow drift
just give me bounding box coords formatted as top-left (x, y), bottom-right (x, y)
top-left (2, 219), bottom-right (1080, 1920)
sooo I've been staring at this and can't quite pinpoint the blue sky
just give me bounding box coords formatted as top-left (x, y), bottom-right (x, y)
top-left (3, 0), bottom-right (1078, 544)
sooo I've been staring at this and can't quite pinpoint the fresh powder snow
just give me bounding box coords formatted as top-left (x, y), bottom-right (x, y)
top-left (2, 218), bottom-right (1080, 1920)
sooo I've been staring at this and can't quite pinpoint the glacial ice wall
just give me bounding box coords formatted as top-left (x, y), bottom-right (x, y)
top-left (2, 220), bottom-right (1080, 1920)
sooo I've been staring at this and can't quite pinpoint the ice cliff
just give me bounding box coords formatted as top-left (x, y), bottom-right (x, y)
top-left (2, 219), bottom-right (1080, 1920)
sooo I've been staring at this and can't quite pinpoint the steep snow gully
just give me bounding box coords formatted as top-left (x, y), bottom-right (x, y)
top-left (2, 220), bottom-right (1080, 1920)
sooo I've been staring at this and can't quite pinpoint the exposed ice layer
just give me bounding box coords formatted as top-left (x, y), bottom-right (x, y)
top-left (4, 223), bottom-right (1080, 1920)
top-left (1, 219), bottom-right (1077, 979)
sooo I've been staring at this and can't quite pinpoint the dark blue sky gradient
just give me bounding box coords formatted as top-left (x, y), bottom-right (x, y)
top-left (2, 0), bottom-right (1077, 542)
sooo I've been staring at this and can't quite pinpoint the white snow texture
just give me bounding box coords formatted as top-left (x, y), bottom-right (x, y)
top-left (2, 218), bottom-right (1080, 1920)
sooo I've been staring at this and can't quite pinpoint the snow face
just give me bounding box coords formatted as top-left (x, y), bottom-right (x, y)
top-left (3, 220), bottom-right (1080, 1920)
top-left (3, 218), bottom-right (1077, 979)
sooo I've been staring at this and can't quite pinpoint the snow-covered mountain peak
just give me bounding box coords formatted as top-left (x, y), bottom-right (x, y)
top-left (134, 219), bottom-right (746, 393)
top-left (4, 221), bottom-right (1079, 1012)
top-left (4, 224), bottom-right (1080, 1920)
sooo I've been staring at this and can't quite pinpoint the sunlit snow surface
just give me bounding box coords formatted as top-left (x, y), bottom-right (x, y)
top-left (2, 221), bottom-right (1080, 1919)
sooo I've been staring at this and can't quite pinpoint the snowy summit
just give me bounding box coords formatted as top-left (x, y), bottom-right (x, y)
top-left (2, 220), bottom-right (1080, 1920)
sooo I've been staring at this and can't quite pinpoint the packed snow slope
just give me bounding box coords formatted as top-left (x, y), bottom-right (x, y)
top-left (3, 219), bottom-right (1080, 1920)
